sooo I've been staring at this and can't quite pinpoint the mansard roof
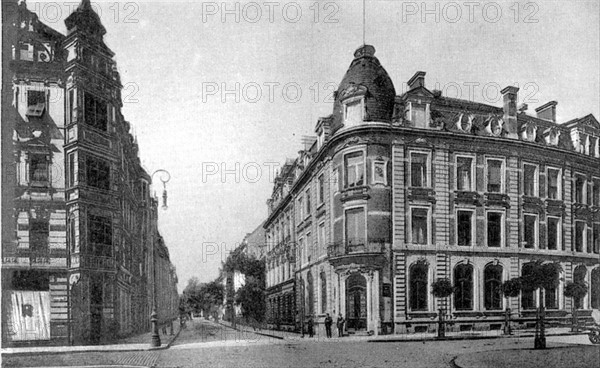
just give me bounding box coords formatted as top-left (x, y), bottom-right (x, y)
top-left (65, 0), bottom-right (106, 38)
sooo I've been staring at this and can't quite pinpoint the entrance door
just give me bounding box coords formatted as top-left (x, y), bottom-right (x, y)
top-left (89, 279), bottom-right (103, 344)
top-left (346, 274), bottom-right (367, 331)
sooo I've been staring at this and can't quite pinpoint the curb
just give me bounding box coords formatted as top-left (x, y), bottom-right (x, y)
top-left (366, 331), bottom-right (585, 343)
top-left (1, 327), bottom-right (183, 357)
top-left (217, 321), bottom-right (286, 340)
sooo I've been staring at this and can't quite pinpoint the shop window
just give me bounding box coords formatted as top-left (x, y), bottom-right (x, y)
top-left (484, 264), bottom-right (503, 310)
top-left (521, 263), bottom-right (536, 309)
top-left (320, 272), bottom-right (327, 313)
top-left (454, 264), bottom-right (474, 310)
top-left (573, 266), bottom-right (587, 309)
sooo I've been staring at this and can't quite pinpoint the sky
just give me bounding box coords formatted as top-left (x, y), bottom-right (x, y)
top-left (27, 0), bottom-right (600, 292)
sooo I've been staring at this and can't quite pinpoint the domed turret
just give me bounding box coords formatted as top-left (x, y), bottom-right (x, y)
top-left (331, 45), bottom-right (396, 133)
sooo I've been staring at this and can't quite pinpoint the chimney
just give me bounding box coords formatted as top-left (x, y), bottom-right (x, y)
top-left (407, 71), bottom-right (426, 90)
top-left (501, 86), bottom-right (519, 139)
top-left (535, 101), bottom-right (557, 123)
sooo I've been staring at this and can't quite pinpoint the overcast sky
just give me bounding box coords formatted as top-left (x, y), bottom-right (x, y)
top-left (29, 0), bottom-right (599, 291)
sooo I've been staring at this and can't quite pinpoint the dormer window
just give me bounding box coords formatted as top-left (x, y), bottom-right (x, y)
top-left (19, 42), bottom-right (34, 61)
top-left (545, 128), bottom-right (560, 146)
top-left (484, 116), bottom-right (503, 136)
top-left (521, 124), bottom-right (537, 142)
top-left (343, 97), bottom-right (364, 127)
top-left (26, 90), bottom-right (46, 117)
top-left (457, 113), bottom-right (473, 132)
top-left (406, 101), bottom-right (428, 128)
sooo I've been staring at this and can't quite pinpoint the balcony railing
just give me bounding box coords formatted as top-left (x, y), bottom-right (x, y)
top-left (70, 254), bottom-right (115, 270)
top-left (327, 238), bottom-right (385, 258)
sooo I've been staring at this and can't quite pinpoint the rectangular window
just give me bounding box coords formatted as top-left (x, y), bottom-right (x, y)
top-left (29, 155), bottom-right (49, 185)
top-left (545, 287), bottom-right (558, 309)
top-left (411, 102), bottom-right (427, 128)
top-left (305, 189), bottom-right (311, 216)
top-left (457, 210), bottom-right (473, 246)
top-left (345, 208), bottom-right (365, 247)
top-left (318, 174), bottom-right (325, 204)
top-left (593, 179), bottom-right (600, 206)
top-left (319, 222), bottom-right (326, 248)
top-left (29, 220), bottom-right (49, 252)
top-left (20, 42), bottom-right (34, 61)
top-left (575, 175), bottom-right (586, 204)
top-left (523, 214), bottom-right (537, 249)
top-left (410, 152), bottom-right (428, 187)
top-left (547, 168), bottom-right (560, 199)
top-left (593, 223), bottom-right (600, 254)
top-left (523, 163), bottom-right (538, 197)
top-left (88, 214), bottom-right (112, 257)
top-left (298, 197), bottom-right (303, 220)
top-left (86, 156), bottom-right (110, 190)
top-left (67, 153), bottom-right (75, 187)
top-left (26, 90), bottom-right (45, 117)
top-left (575, 221), bottom-right (585, 252)
top-left (345, 151), bottom-right (364, 188)
top-left (547, 217), bottom-right (560, 250)
top-left (373, 160), bottom-right (387, 185)
top-left (68, 90), bottom-right (75, 124)
top-left (84, 92), bottom-right (108, 131)
top-left (411, 208), bottom-right (428, 245)
top-left (486, 159), bottom-right (503, 193)
top-left (487, 212), bottom-right (503, 247)
top-left (306, 232), bottom-right (312, 262)
top-left (456, 156), bottom-right (473, 191)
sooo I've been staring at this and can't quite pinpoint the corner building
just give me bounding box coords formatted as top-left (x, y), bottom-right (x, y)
top-left (264, 45), bottom-right (600, 336)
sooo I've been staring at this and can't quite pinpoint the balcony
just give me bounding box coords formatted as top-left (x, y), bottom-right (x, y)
top-left (340, 185), bottom-right (370, 203)
top-left (327, 238), bottom-right (386, 269)
top-left (484, 192), bottom-right (510, 208)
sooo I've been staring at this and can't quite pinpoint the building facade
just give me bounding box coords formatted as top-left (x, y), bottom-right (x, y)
top-left (264, 44), bottom-right (600, 336)
top-left (1, 0), bottom-right (179, 346)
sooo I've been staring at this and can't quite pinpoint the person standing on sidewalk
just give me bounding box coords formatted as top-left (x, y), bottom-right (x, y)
top-left (324, 313), bottom-right (333, 338)
top-left (307, 315), bottom-right (314, 338)
top-left (336, 314), bottom-right (345, 337)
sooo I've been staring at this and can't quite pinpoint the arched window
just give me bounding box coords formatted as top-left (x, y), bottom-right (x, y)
top-left (574, 265), bottom-right (587, 309)
top-left (454, 264), bottom-right (474, 310)
top-left (409, 262), bottom-right (428, 311)
top-left (592, 268), bottom-right (600, 309)
top-left (306, 272), bottom-right (314, 315)
top-left (320, 272), bottom-right (327, 313)
top-left (484, 264), bottom-right (503, 310)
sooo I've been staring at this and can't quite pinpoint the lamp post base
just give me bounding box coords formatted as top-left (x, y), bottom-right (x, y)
top-left (150, 310), bottom-right (161, 347)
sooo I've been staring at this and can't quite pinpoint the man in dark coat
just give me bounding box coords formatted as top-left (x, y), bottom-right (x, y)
top-left (324, 313), bottom-right (333, 338)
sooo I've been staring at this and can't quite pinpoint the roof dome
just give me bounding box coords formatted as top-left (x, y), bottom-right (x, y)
top-left (331, 45), bottom-right (396, 133)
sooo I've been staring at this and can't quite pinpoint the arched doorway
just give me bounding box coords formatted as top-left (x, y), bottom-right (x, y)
top-left (346, 273), bottom-right (367, 331)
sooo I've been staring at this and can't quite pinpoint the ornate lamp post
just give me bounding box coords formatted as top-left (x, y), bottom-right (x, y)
top-left (150, 169), bottom-right (171, 347)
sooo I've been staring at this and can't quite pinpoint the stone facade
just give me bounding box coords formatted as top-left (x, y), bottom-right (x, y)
top-left (263, 44), bottom-right (600, 336)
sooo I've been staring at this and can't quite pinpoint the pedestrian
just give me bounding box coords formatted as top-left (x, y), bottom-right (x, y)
top-left (295, 311), bottom-right (300, 333)
top-left (336, 313), bottom-right (345, 337)
top-left (307, 315), bottom-right (314, 338)
top-left (324, 313), bottom-right (333, 338)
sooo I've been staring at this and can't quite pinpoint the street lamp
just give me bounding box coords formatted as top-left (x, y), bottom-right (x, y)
top-left (149, 169), bottom-right (171, 347)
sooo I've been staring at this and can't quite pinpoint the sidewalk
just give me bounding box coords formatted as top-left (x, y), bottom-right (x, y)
top-left (1, 321), bottom-right (182, 356)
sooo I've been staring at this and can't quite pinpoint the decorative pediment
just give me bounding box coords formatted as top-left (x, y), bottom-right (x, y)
top-left (339, 84), bottom-right (368, 101)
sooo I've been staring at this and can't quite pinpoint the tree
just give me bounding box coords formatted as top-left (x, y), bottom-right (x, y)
top-left (504, 261), bottom-right (562, 349)
top-left (431, 278), bottom-right (453, 338)
top-left (181, 278), bottom-right (224, 320)
top-left (564, 281), bottom-right (588, 331)
top-left (223, 250), bottom-right (266, 325)
top-left (501, 277), bottom-right (522, 335)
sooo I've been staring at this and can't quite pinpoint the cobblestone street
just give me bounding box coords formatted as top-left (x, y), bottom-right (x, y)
top-left (3, 319), bottom-right (597, 368)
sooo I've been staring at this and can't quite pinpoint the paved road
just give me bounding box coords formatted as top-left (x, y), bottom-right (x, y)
top-left (3, 319), bottom-right (596, 368)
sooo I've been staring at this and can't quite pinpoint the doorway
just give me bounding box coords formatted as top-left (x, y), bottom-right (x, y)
top-left (346, 274), bottom-right (367, 331)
